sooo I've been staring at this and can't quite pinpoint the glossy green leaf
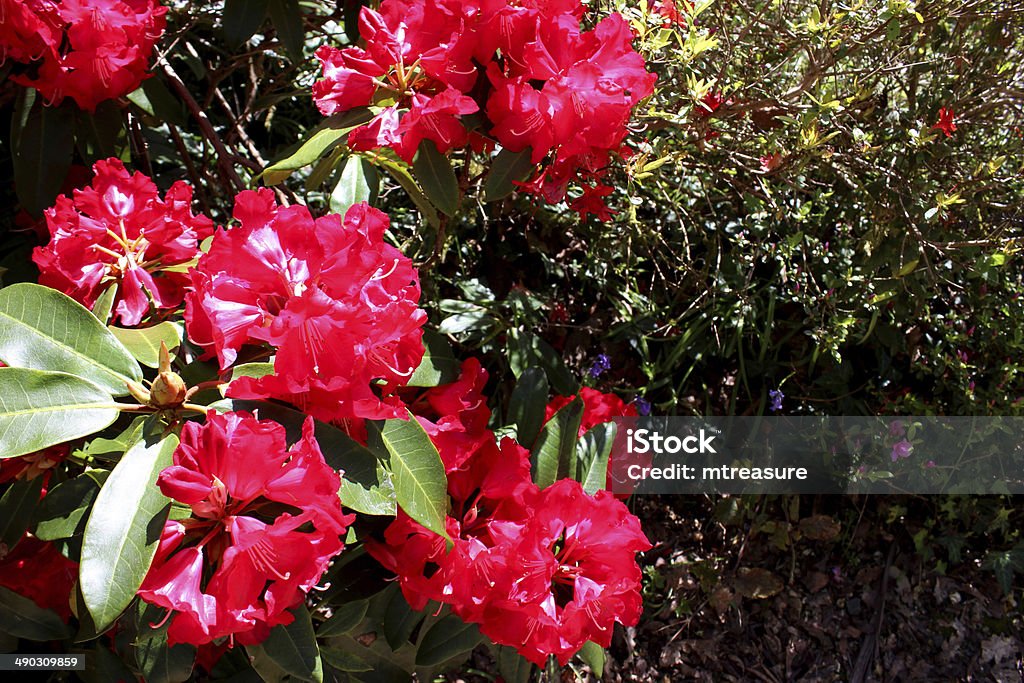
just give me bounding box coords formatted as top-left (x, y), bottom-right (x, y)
top-left (0, 283), bottom-right (143, 395)
top-left (247, 605), bottom-right (323, 683)
top-left (415, 614), bottom-right (483, 667)
top-left (577, 641), bottom-right (605, 677)
top-left (269, 0), bottom-right (305, 63)
top-left (91, 284), bottom-right (118, 325)
top-left (578, 423), bottom-right (616, 494)
top-left (378, 413), bottom-right (450, 540)
top-left (81, 416), bottom-right (147, 461)
top-left (531, 396), bottom-right (583, 488)
top-left (496, 645), bottom-right (533, 683)
top-left (34, 471), bottom-right (108, 541)
top-left (0, 368), bottom-right (119, 459)
top-left (109, 322), bottom-right (182, 368)
top-left (508, 367), bottom-right (549, 448)
top-left (412, 140), bottom-right (460, 216)
top-left (331, 155), bottom-right (379, 214)
top-left (483, 147), bottom-right (534, 201)
top-left (370, 153), bottom-right (441, 229)
top-left (318, 599), bottom-right (369, 638)
top-left (80, 430), bottom-right (178, 632)
top-left (260, 109), bottom-right (373, 185)
top-left (0, 586), bottom-right (71, 641)
top-left (11, 89), bottom-right (74, 217)
top-left (0, 477), bottom-right (44, 548)
top-left (407, 329), bottom-right (460, 387)
top-left (223, 0), bottom-right (270, 46)
top-left (382, 587), bottom-right (425, 651)
top-left (319, 647), bottom-right (373, 673)
top-left (508, 328), bottom-right (577, 396)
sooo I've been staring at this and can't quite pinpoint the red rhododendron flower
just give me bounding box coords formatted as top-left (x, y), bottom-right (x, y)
top-left (0, 443), bottom-right (70, 483)
top-left (1, 0), bottom-right (167, 111)
top-left (137, 412), bottom-right (354, 646)
top-left (545, 387), bottom-right (639, 437)
top-left (32, 158), bottom-right (214, 326)
top-left (932, 107), bottom-right (957, 137)
top-left (650, 0), bottom-right (686, 27)
top-left (185, 190), bottom-right (426, 423)
top-left (0, 534), bottom-right (78, 621)
top-left (478, 479), bottom-right (650, 665)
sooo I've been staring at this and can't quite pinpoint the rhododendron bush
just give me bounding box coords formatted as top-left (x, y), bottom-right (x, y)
top-left (0, 2), bottom-right (656, 678)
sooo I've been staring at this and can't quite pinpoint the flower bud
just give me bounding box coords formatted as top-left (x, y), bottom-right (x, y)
top-left (150, 371), bottom-right (188, 409)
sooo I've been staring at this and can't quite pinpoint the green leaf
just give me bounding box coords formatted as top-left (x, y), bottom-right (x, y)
top-left (374, 154), bottom-right (441, 229)
top-left (412, 140), bottom-right (460, 216)
top-left (91, 284), bottom-right (118, 325)
top-left (247, 605), bottom-right (323, 683)
top-left (80, 430), bottom-right (178, 632)
top-left (483, 147), bottom-right (534, 201)
top-left (318, 600), bottom-right (369, 638)
top-left (227, 362), bottom-right (277, 385)
top-left (378, 413), bottom-right (450, 540)
top-left (223, 0), bottom-right (270, 46)
top-left (81, 416), bottom-right (147, 461)
top-left (319, 647), bottom-right (373, 673)
top-left (74, 101), bottom-right (124, 163)
top-left (578, 423), bottom-right (616, 494)
top-left (382, 586), bottom-right (426, 651)
top-left (260, 109), bottom-right (374, 185)
top-left (508, 367), bottom-right (549, 448)
top-left (508, 329), bottom-right (577, 396)
top-left (0, 586), bottom-right (71, 641)
top-left (531, 396), bottom-right (583, 488)
top-left (0, 477), bottom-right (44, 548)
top-left (0, 368), bottom-right (119, 459)
top-left (82, 642), bottom-right (138, 683)
top-left (135, 630), bottom-right (196, 683)
top-left (495, 645), bottom-right (534, 683)
top-left (331, 155), bottom-right (380, 215)
top-left (269, 0), bottom-right (306, 64)
top-left (109, 322), bottom-right (183, 368)
top-left (415, 614), bottom-right (483, 667)
top-left (407, 329), bottom-right (460, 387)
top-left (577, 641), bottom-right (605, 677)
top-left (0, 283), bottom-right (143, 396)
top-left (11, 90), bottom-right (74, 217)
top-left (34, 472), bottom-right (108, 541)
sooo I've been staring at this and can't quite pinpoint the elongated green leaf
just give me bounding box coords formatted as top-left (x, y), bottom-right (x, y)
top-left (248, 605), bottom-right (323, 683)
top-left (412, 140), bottom-right (460, 216)
top-left (91, 284), bottom-right (118, 325)
top-left (508, 367), bottom-right (549, 448)
top-left (407, 329), bottom-right (460, 387)
top-left (531, 397), bottom-right (583, 488)
top-left (372, 154), bottom-right (441, 229)
top-left (0, 586), bottom-right (71, 641)
top-left (415, 614), bottom-right (482, 667)
top-left (382, 586), bottom-right (426, 651)
top-left (483, 147), bottom-right (534, 201)
top-left (0, 477), bottom-right (44, 548)
top-left (0, 283), bottom-right (142, 395)
top-left (11, 90), bottom-right (74, 217)
top-left (378, 413), bottom-right (450, 539)
top-left (496, 645), bottom-right (533, 683)
top-left (0, 368), bottom-right (119, 459)
top-left (109, 322), bottom-right (182, 368)
top-left (578, 423), bottom-right (616, 494)
top-left (318, 599), bottom-right (369, 638)
top-left (34, 471), bottom-right (108, 541)
top-left (223, 0), bottom-right (270, 46)
top-left (135, 629), bottom-right (196, 683)
top-left (320, 647), bottom-right (373, 673)
top-left (80, 431), bottom-right (178, 632)
top-left (331, 155), bottom-right (379, 215)
top-left (507, 328), bottom-right (577, 396)
top-left (261, 109), bottom-right (374, 185)
top-left (269, 0), bottom-right (305, 63)
top-left (577, 641), bottom-right (605, 677)
top-left (81, 416), bottom-right (146, 461)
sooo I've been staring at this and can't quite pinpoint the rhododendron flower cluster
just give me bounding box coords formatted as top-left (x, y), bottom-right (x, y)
top-left (372, 361), bottom-right (650, 665)
top-left (0, 0), bottom-right (167, 111)
top-left (32, 158), bottom-right (214, 326)
top-left (0, 534), bottom-right (78, 621)
top-left (185, 190), bottom-right (426, 424)
top-left (545, 386), bottom-right (640, 437)
top-left (137, 412), bottom-right (354, 646)
top-left (312, 0), bottom-right (656, 219)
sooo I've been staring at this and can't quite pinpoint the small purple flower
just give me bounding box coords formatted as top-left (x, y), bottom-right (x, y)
top-left (888, 420), bottom-right (905, 438)
top-left (925, 460), bottom-right (936, 468)
top-left (589, 353), bottom-right (611, 378)
top-left (890, 439), bottom-right (913, 462)
top-left (633, 397), bottom-right (651, 416)
top-left (768, 389), bottom-right (784, 412)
